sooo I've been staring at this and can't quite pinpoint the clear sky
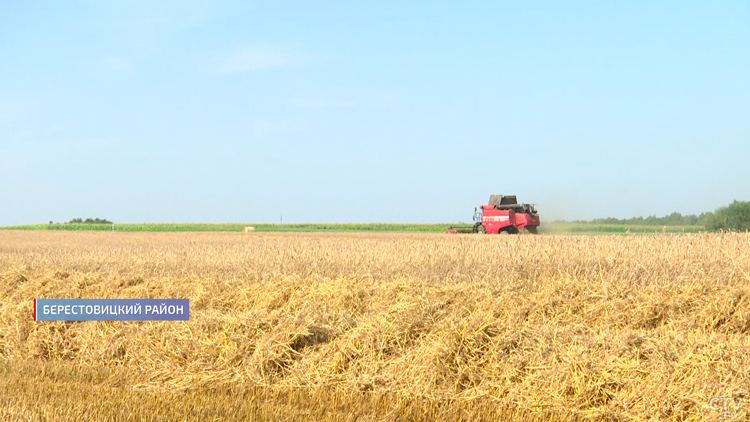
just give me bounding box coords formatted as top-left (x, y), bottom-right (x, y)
top-left (1, 1), bottom-right (748, 225)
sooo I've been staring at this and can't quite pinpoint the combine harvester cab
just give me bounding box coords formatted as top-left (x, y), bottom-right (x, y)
top-left (447, 195), bottom-right (540, 234)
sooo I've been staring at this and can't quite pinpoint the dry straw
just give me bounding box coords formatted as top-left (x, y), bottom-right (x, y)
top-left (1, 231), bottom-right (749, 421)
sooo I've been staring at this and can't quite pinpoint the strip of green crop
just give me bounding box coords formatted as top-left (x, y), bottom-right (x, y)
top-left (0, 222), bottom-right (705, 234)
top-left (0, 223), bottom-right (455, 232)
top-left (539, 223), bottom-right (704, 234)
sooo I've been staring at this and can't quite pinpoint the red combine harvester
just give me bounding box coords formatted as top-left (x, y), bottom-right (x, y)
top-left (447, 195), bottom-right (540, 234)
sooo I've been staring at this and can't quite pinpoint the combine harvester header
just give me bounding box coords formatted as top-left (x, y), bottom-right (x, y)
top-left (447, 195), bottom-right (540, 234)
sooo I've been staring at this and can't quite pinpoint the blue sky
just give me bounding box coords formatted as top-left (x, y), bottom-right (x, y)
top-left (1, 1), bottom-right (748, 224)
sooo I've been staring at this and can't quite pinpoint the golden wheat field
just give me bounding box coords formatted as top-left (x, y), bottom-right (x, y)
top-left (1, 230), bottom-right (749, 421)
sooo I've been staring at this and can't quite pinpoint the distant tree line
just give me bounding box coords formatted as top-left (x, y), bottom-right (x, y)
top-left (573, 212), bottom-right (710, 226)
top-left (569, 200), bottom-right (750, 232)
top-left (66, 218), bottom-right (113, 224)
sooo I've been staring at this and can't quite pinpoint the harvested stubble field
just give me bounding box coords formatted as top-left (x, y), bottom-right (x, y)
top-left (1, 231), bottom-right (749, 422)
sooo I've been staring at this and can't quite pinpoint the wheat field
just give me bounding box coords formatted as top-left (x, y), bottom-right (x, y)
top-left (1, 230), bottom-right (749, 421)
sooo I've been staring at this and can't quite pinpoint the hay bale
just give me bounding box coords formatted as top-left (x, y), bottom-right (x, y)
top-left (243, 227), bottom-right (255, 233)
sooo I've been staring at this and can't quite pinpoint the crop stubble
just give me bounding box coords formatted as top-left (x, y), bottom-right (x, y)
top-left (1, 231), bottom-right (749, 421)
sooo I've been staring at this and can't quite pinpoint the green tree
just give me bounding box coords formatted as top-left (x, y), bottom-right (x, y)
top-left (705, 201), bottom-right (750, 232)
